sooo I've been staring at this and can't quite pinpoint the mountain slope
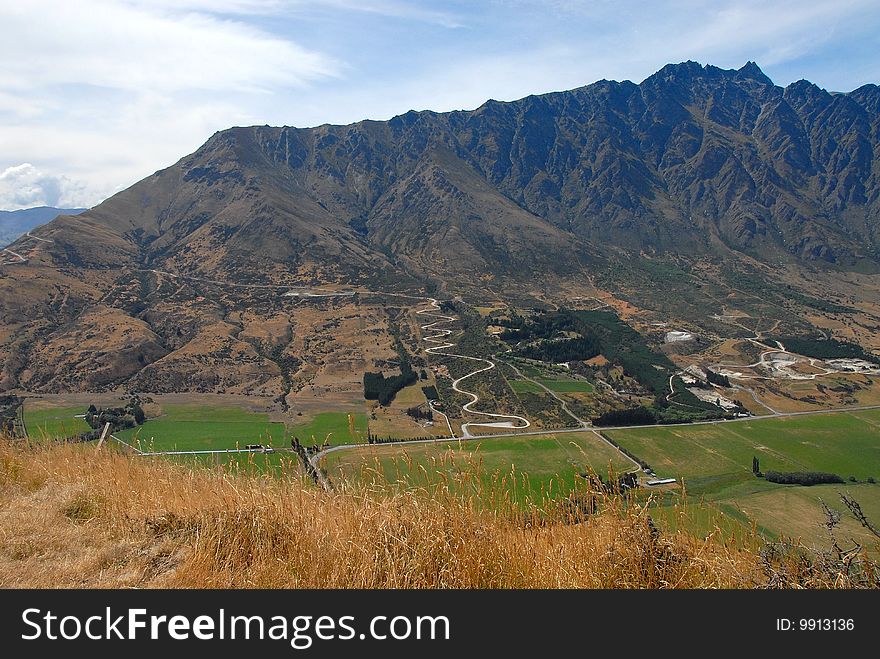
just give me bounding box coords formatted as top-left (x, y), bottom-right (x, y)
top-left (0, 206), bottom-right (86, 247)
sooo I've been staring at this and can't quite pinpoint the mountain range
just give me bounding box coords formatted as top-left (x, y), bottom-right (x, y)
top-left (2, 60), bottom-right (879, 394)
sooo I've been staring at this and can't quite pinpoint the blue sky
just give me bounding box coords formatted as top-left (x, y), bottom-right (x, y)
top-left (1, 0), bottom-right (878, 209)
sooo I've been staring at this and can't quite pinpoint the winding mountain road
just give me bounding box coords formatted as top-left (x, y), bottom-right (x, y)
top-left (128, 276), bottom-right (529, 438)
top-left (25, 231), bottom-right (53, 243)
top-left (1, 231), bottom-right (54, 265)
top-left (0, 247), bottom-right (26, 264)
top-left (415, 297), bottom-right (530, 438)
top-left (85, 277), bottom-right (531, 482)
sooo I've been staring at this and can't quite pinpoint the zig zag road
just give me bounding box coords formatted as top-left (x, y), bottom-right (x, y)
top-left (0, 230), bottom-right (54, 265)
top-left (14, 263), bottom-right (880, 488)
top-left (306, 295), bottom-right (531, 488)
top-left (415, 297), bottom-right (530, 438)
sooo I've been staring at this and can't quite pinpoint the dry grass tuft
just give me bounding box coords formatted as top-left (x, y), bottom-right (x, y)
top-left (0, 440), bottom-right (875, 588)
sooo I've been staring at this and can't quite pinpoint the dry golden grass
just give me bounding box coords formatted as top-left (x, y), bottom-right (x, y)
top-left (0, 439), bottom-right (875, 589)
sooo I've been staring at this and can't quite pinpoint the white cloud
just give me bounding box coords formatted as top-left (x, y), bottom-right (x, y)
top-left (302, 0), bottom-right (466, 28)
top-left (0, 164), bottom-right (91, 211)
top-left (0, 0), bottom-right (345, 208)
top-left (119, 0), bottom-right (286, 13)
top-left (0, 1), bottom-right (340, 94)
top-left (118, 0), bottom-right (465, 26)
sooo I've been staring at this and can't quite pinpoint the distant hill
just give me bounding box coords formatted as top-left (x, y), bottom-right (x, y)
top-left (0, 206), bottom-right (87, 246)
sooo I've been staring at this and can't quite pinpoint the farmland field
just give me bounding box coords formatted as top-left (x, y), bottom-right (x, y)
top-left (118, 406), bottom-right (367, 451)
top-left (509, 380), bottom-right (543, 394)
top-left (606, 410), bottom-right (880, 550)
top-left (25, 405), bottom-right (91, 439)
top-left (324, 409), bottom-right (880, 550)
top-left (117, 404), bottom-right (285, 452)
top-left (26, 394), bottom-right (880, 552)
top-left (729, 482), bottom-right (880, 549)
top-left (323, 430), bottom-right (635, 500)
top-left (606, 410), bottom-right (880, 497)
top-left (288, 411), bottom-right (368, 446)
top-left (538, 378), bottom-right (594, 393)
top-left (505, 359), bottom-right (595, 395)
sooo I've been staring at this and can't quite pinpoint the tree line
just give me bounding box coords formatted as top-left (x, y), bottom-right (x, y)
top-left (705, 369), bottom-right (731, 387)
top-left (763, 471), bottom-right (845, 486)
top-left (592, 406), bottom-right (656, 427)
top-left (405, 406), bottom-right (433, 421)
top-left (515, 335), bottom-right (600, 363)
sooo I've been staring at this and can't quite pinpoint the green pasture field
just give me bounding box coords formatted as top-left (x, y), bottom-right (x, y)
top-left (606, 410), bottom-right (880, 498)
top-left (25, 406), bottom-right (91, 439)
top-left (119, 407), bottom-right (367, 452)
top-left (509, 380), bottom-right (544, 394)
top-left (27, 398), bottom-right (880, 551)
top-left (727, 482), bottom-right (880, 549)
top-left (323, 409), bottom-right (880, 550)
top-left (117, 404), bottom-right (284, 452)
top-left (322, 431), bottom-right (635, 500)
top-left (289, 411), bottom-right (369, 446)
top-left (538, 378), bottom-right (594, 393)
top-left (506, 361), bottom-right (594, 395)
top-left (607, 410), bottom-right (880, 550)
top-left (646, 499), bottom-right (763, 548)
top-left (515, 362), bottom-right (545, 378)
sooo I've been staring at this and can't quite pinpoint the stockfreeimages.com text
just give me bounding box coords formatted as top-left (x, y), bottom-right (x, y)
top-left (21, 608), bottom-right (450, 649)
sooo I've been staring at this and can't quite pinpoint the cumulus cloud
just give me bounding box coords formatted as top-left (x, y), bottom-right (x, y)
top-left (0, 164), bottom-right (90, 211)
